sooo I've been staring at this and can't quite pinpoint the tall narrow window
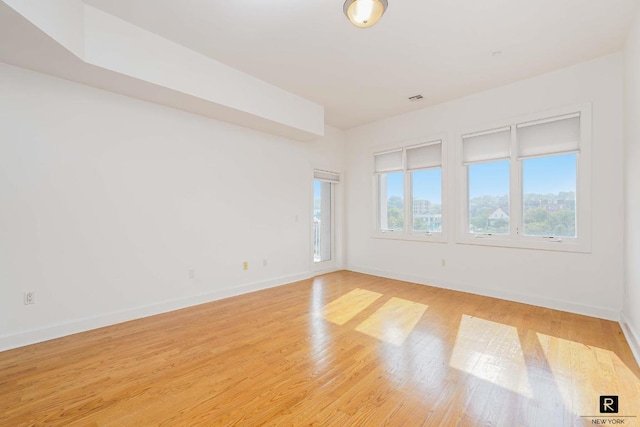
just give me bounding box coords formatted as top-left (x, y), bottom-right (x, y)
top-left (313, 170), bottom-right (339, 264)
top-left (374, 149), bottom-right (404, 232)
top-left (522, 154), bottom-right (577, 237)
top-left (407, 142), bottom-right (442, 233)
top-left (463, 128), bottom-right (511, 235)
top-left (378, 172), bottom-right (404, 231)
top-left (468, 161), bottom-right (510, 235)
top-left (412, 169), bottom-right (442, 232)
top-left (517, 114), bottom-right (580, 238)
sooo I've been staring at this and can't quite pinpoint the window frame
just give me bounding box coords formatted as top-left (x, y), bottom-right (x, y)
top-left (456, 104), bottom-right (592, 253)
top-left (372, 136), bottom-right (447, 243)
top-left (311, 169), bottom-right (340, 273)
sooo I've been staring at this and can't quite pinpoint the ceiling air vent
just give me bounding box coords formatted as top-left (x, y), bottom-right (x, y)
top-left (408, 94), bottom-right (424, 102)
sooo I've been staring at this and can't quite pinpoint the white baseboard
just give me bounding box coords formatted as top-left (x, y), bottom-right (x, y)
top-left (0, 272), bottom-right (312, 353)
top-left (346, 264), bottom-right (621, 321)
top-left (3, 268), bottom-right (628, 356)
top-left (312, 264), bottom-right (344, 276)
top-left (620, 312), bottom-right (640, 368)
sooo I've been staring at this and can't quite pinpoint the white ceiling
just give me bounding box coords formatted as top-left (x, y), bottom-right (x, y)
top-left (79, 0), bottom-right (639, 129)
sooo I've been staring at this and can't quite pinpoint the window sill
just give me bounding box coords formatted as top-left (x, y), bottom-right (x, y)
top-left (456, 235), bottom-right (591, 253)
top-left (372, 231), bottom-right (447, 243)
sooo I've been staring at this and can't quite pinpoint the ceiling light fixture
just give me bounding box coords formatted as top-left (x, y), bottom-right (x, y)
top-left (343, 0), bottom-right (388, 28)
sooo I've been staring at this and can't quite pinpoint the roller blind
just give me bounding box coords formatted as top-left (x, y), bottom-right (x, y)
top-left (314, 170), bottom-right (340, 182)
top-left (462, 127), bottom-right (511, 164)
top-left (517, 113), bottom-right (580, 159)
top-left (374, 149), bottom-right (403, 173)
top-left (406, 141), bottom-right (442, 170)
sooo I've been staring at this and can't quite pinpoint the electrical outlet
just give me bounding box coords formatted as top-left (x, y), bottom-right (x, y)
top-left (441, 259), bottom-right (446, 267)
top-left (24, 292), bottom-right (35, 305)
top-left (243, 261), bottom-right (248, 271)
top-left (189, 269), bottom-right (195, 279)
top-left (263, 259), bottom-right (267, 267)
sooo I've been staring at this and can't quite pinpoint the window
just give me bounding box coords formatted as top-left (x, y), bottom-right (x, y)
top-left (374, 139), bottom-right (445, 241)
top-left (522, 154), bottom-right (576, 237)
top-left (408, 142), bottom-right (442, 234)
top-left (374, 149), bottom-right (404, 232)
top-left (463, 127), bottom-right (511, 236)
top-left (378, 172), bottom-right (404, 231)
top-left (313, 170), bottom-right (339, 266)
top-left (460, 107), bottom-right (590, 252)
top-left (314, 180), bottom-right (332, 262)
top-left (468, 160), bottom-right (510, 235)
top-left (518, 113), bottom-right (580, 240)
top-left (412, 169), bottom-right (442, 233)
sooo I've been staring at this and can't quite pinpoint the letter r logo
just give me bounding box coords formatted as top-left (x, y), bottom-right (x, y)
top-left (599, 395), bottom-right (618, 413)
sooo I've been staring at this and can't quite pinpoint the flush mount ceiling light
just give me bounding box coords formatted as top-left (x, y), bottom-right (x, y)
top-left (343, 0), bottom-right (388, 28)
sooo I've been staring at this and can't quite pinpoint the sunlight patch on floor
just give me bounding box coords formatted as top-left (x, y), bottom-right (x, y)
top-left (450, 315), bottom-right (533, 398)
top-left (355, 297), bottom-right (427, 346)
top-left (317, 288), bottom-right (383, 325)
top-left (536, 332), bottom-right (640, 417)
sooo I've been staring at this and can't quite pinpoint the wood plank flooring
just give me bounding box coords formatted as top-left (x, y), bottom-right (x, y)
top-left (1, 271), bottom-right (639, 426)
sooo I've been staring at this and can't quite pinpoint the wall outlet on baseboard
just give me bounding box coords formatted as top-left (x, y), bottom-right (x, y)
top-left (263, 259), bottom-right (267, 267)
top-left (24, 292), bottom-right (35, 305)
top-left (441, 259), bottom-right (446, 267)
top-left (189, 269), bottom-right (195, 279)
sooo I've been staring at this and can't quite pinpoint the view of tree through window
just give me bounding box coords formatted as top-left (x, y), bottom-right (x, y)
top-left (379, 172), bottom-right (404, 230)
top-left (523, 154), bottom-right (576, 237)
top-left (468, 160), bottom-right (510, 235)
top-left (412, 169), bottom-right (442, 232)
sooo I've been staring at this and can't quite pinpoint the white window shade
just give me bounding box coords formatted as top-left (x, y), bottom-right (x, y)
top-left (462, 127), bottom-right (511, 164)
top-left (314, 170), bottom-right (340, 182)
top-left (517, 113), bottom-right (580, 158)
top-left (406, 141), bottom-right (442, 170)
top-left (374, 149), bottom-right (403, 173)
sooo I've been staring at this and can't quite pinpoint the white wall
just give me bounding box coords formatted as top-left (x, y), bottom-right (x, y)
top-left (0, 51), bottom-right (630, 352)
top-left (623, 5), bottom-right (640, 362)
top-left (345, 54), bottom-right (625, 320)
top-left (0, 62), bottom-right (345, 351)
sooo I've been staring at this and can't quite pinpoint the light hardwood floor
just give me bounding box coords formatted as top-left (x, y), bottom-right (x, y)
top-left (1, 271), bottom-right (639, 426)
